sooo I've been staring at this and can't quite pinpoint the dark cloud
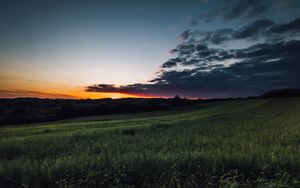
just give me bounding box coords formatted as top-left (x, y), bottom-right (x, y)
top-left (87, 84), bottom-right (120, 93)
top-left (161, 58), bottom-right (182, 68)
top-left (233, 19), bottom-right (275, 39)
top-left (270, 17), bottom-right (300, 33)
top-left (180, 30), bottom-right (190, 40)
top-left (191, 29), bottom-right (235, 45)
top-left (86, 84), bottom-right (150, 94)
top-left (87, 17), bottom-right (300, 98)
top-left (174, 43), bottom-right (195, 57)
top-left (223, 0), bottom-right (269, 20)
top-left (189, 17), bottom-right (300, 45)
top-left (190, 0), bottom-right (271, 25)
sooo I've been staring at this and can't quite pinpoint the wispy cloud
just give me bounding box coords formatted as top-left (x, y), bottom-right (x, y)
top-left (0, 90), bottom-right (78, 99)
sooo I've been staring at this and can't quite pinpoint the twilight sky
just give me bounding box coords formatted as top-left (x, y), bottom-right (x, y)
top-left (1, 0), bottom-right (300, 98)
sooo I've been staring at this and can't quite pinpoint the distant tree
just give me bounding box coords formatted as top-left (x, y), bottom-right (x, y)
top-left (261, 89), bottom-right (300, 98)
top-left (174, 95), bottom-right (181, 100)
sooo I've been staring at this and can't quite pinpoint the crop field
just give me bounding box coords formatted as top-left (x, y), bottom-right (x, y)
top-left (1, 98), bottom-right (300, 187)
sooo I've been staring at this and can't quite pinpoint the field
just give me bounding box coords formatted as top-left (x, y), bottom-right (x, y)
top-left (1, 98), bottom-right (300, 187)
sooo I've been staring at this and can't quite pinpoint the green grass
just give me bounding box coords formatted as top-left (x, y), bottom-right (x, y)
top-left (1, 98), bottom-right (300, 187)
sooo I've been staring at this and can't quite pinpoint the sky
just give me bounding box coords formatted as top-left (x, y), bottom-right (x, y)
top-left (1, 0), bottom-right (300, 99)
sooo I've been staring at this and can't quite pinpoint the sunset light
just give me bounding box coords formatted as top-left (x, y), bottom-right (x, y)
top-left (1, 1), bottom-right (300, 187)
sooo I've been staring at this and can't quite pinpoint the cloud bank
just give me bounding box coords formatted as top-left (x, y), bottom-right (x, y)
top-left (87, 1), bottom-right (300, 98)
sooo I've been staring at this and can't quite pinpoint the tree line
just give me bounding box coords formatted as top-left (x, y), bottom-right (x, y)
top-left (0, 97), bottom-right (198, 125)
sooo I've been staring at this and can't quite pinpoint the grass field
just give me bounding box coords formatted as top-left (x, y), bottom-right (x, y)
top-left (1, 98), bottom-right (300, 187)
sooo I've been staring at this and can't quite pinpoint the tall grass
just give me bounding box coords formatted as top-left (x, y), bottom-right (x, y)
top-left (0, 98), bottom-right (300, 187)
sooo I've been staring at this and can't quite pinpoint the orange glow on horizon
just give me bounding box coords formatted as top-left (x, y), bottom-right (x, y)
top-left (0, 73), bottom-right (159, 99)
top-left (74, 91), bottom-right (157, 99)
top-left (0, 89), bottom-right (160, 99)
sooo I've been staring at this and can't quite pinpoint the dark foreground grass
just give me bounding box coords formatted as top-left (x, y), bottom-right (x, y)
top-left (1, 98), bottom-right (300, 187)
